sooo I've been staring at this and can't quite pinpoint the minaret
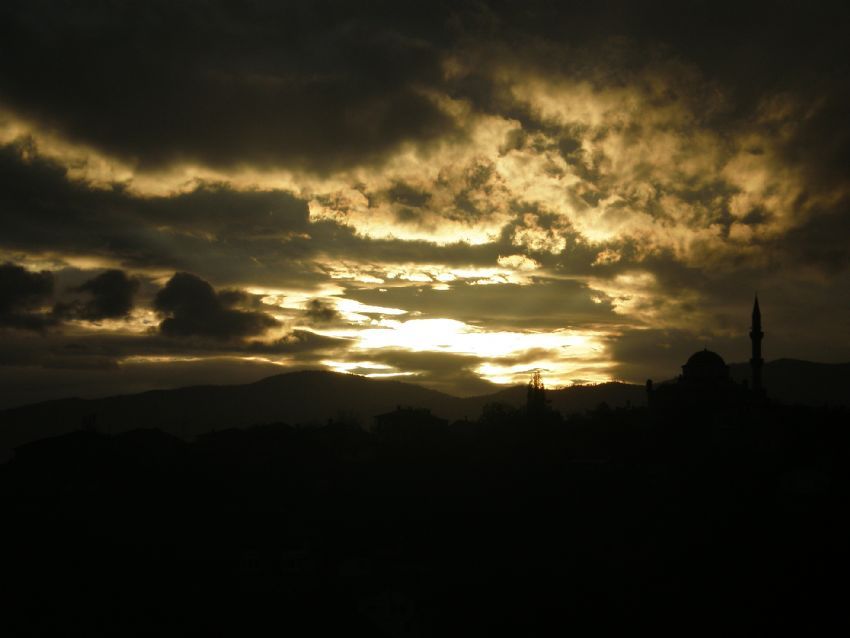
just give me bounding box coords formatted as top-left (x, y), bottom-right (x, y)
top-left (749, 295), bottom-right (764, 395)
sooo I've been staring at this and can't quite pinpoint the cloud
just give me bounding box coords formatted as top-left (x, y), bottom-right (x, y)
top-left (54, 269), bottom-right (139, 321)
top-left (303, 298), bottom-right (342, 324)
top-left (340, 348), bottom-right (502, 397)
top-left (345, 278), bottom-right (616, 330)
top-left (775, 204), bottom-right (850, 274)
top-left (0, 262), bottom-right (55, 330)
top-left (497, 254), bottom-right (540, 271)
top-left (154, 272), bottom-right (279, 340)
top-left (247, 329), bottom-right (347, 355)
top-left (0, 140), bottom-right (522, 291)
top-left (0, 142), bottom-right (340, 288)
top-left (0, 318), bottom-right (351, 407)
top-left (0, 1), bottom-right (456, 174)
top-left (1, 1), bottom-right (850, 403)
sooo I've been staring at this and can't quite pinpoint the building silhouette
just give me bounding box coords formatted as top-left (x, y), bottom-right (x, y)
top-left (646, 296), bottom-right (765, 411)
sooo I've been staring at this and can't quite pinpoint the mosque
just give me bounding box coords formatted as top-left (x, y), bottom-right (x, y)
top-left (645, 297), bottom-right (765, 411)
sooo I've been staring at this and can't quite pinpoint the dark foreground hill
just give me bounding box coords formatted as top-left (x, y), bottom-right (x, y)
top-left (2, 402), bottom-right (848, 635)
top-left (0, 370), bottom-right (644, 461)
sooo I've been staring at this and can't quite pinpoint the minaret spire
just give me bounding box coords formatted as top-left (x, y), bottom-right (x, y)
top-left (749, 294), bottom-right (764, 396)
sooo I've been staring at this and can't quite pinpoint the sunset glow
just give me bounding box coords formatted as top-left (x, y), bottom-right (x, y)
top-left (1, 2), bottom-right (849, 406)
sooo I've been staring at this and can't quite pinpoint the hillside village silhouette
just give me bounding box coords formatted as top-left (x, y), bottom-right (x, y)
top-left (2, 296), bottom-right (849, 636)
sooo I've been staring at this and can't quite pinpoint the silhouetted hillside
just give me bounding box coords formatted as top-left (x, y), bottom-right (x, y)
top-left (0, 371), bottom-right (456, 460)
top-left (483, 381), bottom-right (647, 415)
top-left (3, 359), bottom-right (847, 461)
top-left (0, 371), bottom-right (652, 461)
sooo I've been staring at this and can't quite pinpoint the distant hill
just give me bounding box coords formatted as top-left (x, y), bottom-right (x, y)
top-left (0, 370), bottom-right (644, 461)
top-left (0, 371), bottom-right (449, 461)
top-left (478, 382), bottom-right (647, 416)
top-left (2, 358), bottom-right (846, 461)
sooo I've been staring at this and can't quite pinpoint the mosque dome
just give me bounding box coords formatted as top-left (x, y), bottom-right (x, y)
top-left (682, 348), bottom-right (729, 382)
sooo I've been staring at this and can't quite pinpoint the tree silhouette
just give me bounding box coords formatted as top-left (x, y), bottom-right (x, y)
top-left (526, 370), bottom-right (547, 418)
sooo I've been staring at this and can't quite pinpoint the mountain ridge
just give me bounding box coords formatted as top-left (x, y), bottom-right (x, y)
top-left (2, 359), bottom-right (848, 461)
top-left (0, 369), bottom-right (641, 460)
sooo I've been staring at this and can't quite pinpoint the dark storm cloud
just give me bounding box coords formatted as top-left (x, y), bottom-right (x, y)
top-left (318, 230), bottom-right (512, 271)
top-left (0, 0), bottom-right (459, 173)
top-left (346, 278), bottom-right (616, 330)
top-left (154, 272), bottom-right (278, 340)
top-left (0, 262), bottom-right (56, 331)
top-left (446, 2), bottom-right (850, 217)
top-left (247, 330), bottom-right (347, 356)
top-left (0, 318), bottom-right (351, 408)
top-left (137, 185), bottom-right (313, 241)
top-left (303, 299), bottom-right (341, 324)
top-left (0, 325), bottom-right (346, 370)
top-left (216, 288), bottom-right (260, 311)
top-left (385, 182), bottom-right (433, 209)
top-left (450, 1), bottom-right (850, 109)
top-left (0, 142), bottom-right (509, 288)
top-left (0, 142), bottom-right (191, 270)
top-left (54, 269), bottom-right (139, 321)
top-left (7, 131), bottom-right (827, 345)
top-left (776, 204), bottom-right (850, 274)
top-left (2, 1), bottom-right (849, 190)
top-left (0, 142), bottom-right (324, 286)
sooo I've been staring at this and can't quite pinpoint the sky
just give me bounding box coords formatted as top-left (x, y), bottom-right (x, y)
top-left (1, 1), bottom-right (849, 407)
